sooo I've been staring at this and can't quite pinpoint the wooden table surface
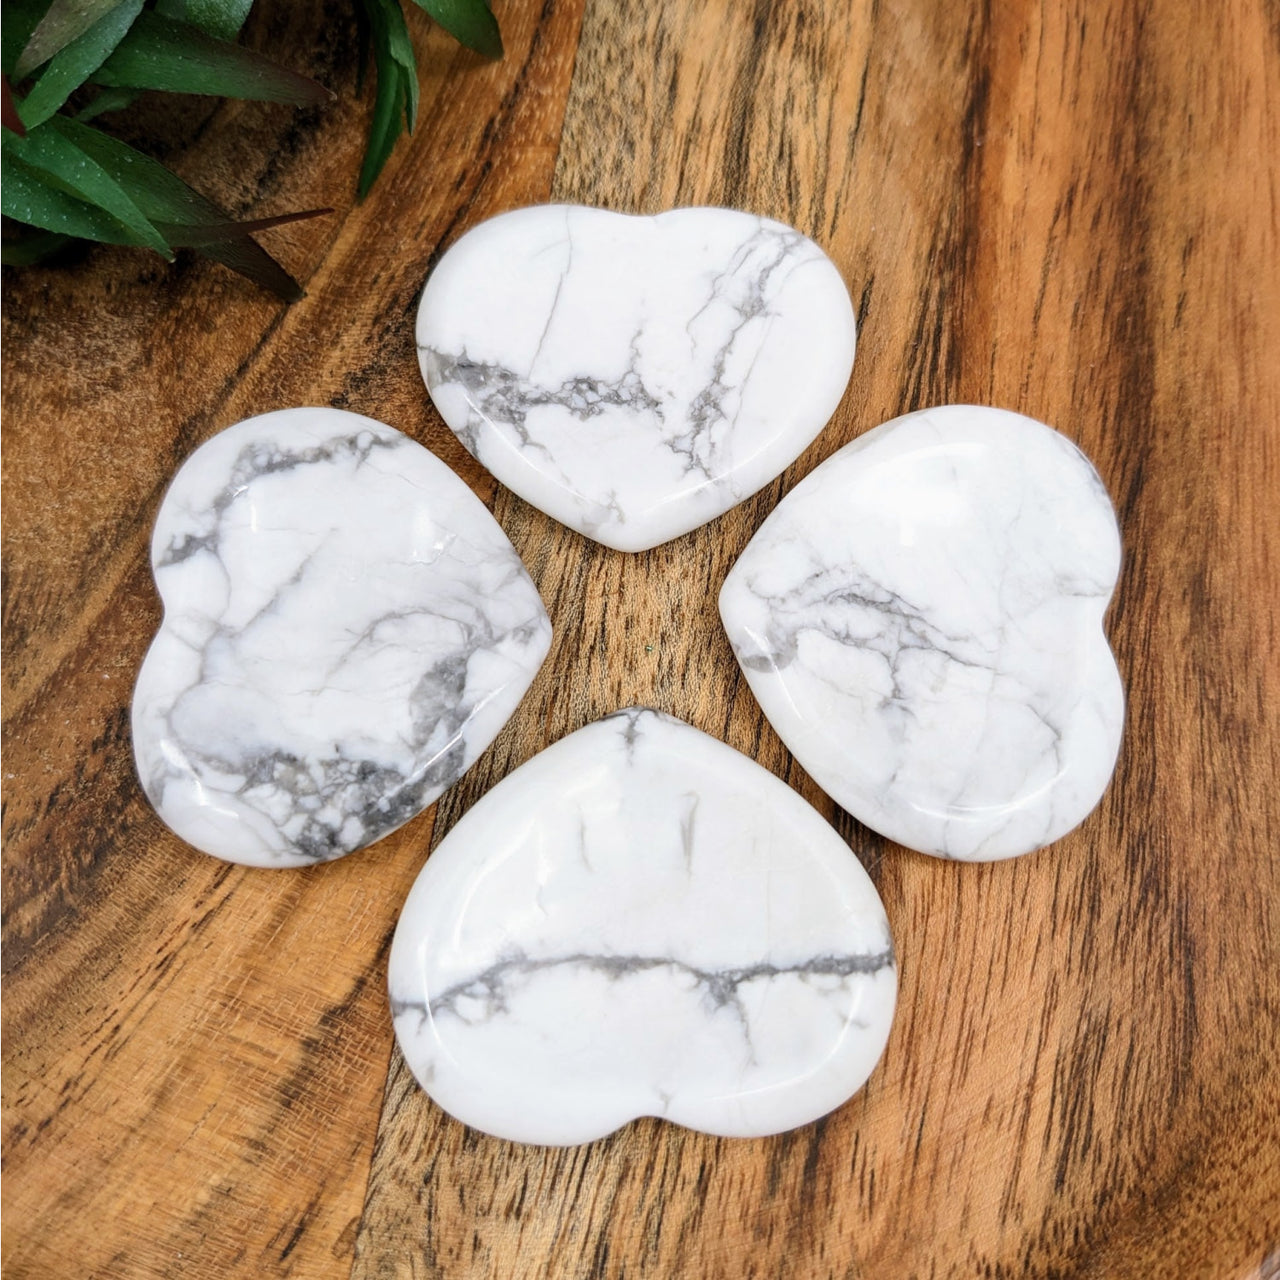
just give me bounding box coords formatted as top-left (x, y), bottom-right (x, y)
top-left (4, 0), bottom-right (1278, 1276)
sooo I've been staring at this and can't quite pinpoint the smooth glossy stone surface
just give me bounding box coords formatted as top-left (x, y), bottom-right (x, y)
top-left (720, 405), bottom-right (1124, 862)
top-left (389, 708), bottom-right (897, 1145)
top-left (132, 408), bottom-right (551, 868)
top-left (416, 205), bottom-right (857, 552)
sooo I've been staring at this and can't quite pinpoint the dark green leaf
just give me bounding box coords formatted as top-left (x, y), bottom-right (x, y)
top-left (357, 42), bottom-right (405, 198)
top-left (18, 0), bottom-right (143, 129)
top-left (3, 0), bottom-right (47, 78)
top-left (381, 0), bottom-right (418, 131)
top-left (47, 116), bottom-right (314, 297)
top-left (356, 0), bottom-right (419, 197)
top-left (47, 114), bottom-right (227, 223)
top-left (1, 152), bottom-right (140, 245)
top-left (3, 121), bottom-right (172, 255)
top-left (411, 0), bottom-right (502, 59)
top-left (75, 85), bottom-right (140, 119)
top-left (14, 0), bottom-right (123, 80)
top-left (154, 0), bottom-right (255, 42)
top-left (1, 227), bottom-right (76, 264)
top-left (94, 12), bottom-right (331, 106)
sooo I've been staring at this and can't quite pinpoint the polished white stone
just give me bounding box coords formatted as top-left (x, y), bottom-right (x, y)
top-left (719, 405), bottom-right (1124, 862)
top-left (416, 205), bottom-right (857, 552)
top-left (389, 708), bottom-right (897, 1145)
top-left (131, 408), bottom-right (551, 868)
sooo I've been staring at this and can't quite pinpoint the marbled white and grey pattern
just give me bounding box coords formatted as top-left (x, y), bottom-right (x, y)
top-left (416, 205), bottom-right (857, 552)
top-left (389, 708), bottom-right (897, 1145)
top-left (131, 408), bottom-right (551, 868)
top-left (720, 405), bottom-right (1125, 861)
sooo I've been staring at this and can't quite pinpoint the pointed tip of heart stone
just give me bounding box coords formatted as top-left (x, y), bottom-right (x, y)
top-left (416, 205), bottom-right (857, 552)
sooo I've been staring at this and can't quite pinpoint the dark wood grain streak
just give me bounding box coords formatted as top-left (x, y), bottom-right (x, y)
top-left (2, 0), bottom-right (1277, 1276)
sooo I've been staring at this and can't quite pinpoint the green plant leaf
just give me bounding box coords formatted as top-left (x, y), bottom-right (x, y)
top-left (358, 42), bottom-right (405, 198)
top-left (47, 112), bottom-right (231, 222)
top-left (154, 0), bottom-right (255, 42)
top-left (1, 152), bottom-right (141, 245)
top-left (94, 11), bottom-right (332, 105)
top-left (47, 116), bottom-right (319, 297)
top-left (14, 0), bottom-right (123, 80)
top-left (382, 0), bottom-right (419, 131)
top-left (74, 84), bottom-right (140, 119)
top-left (3, 1), bottom-right (46, 78)
top-left (357, 0), bottom-right (419, 197)
top-left (18, 0), bottom-right (143, 129)
top-left (3, 121), bottom-right (172, 255)
top-left (411, 0), bottom-right (502, 59)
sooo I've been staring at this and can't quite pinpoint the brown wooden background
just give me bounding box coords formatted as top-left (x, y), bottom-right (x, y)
top-left (4, 0), bottom-right (1278, 1276)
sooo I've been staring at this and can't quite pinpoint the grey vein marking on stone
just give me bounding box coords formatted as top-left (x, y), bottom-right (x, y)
top-left (147, 428), bottom-right (548, 863)
top-left (530, 214), bottom-right (574, 374)
top-left (420, 348), bottom-right (664, 457)
top-left (737, 558), bottom-right (999, 682)
top-left (157, 429), bottom-right (400, 568)
top-left (602, 706), bottom-right (655, 761)
top-left (666, 223), bottom-right (810, 480)
top-left (391, 944), bottom-right (895, 1032)
top-left (679, 793), bottom-right (700, 872)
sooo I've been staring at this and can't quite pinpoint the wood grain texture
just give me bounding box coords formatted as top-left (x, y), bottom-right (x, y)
top-left (3, 0), bottom-right (1278, 1277)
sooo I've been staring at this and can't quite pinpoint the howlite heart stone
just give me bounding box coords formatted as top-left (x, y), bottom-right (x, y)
top-left (417, 205), bottom-right (857, 552)
top-left (720, 405), bottom-right (1124, 861)
top-left (132, 407), bottom-right (551, 868)
top-left (389, 708), bottom-right (897, 1144)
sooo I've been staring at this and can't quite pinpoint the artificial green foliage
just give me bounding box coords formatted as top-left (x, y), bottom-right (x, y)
top-left (2, 0), bottom-right (505, 297)
top-left (14, 0), bottom-right (124, 79)
top-left (17, 0), bottom-right (143, 127)
top-left (412, 0), bottom-right (501, 60)
top-left (92, 12), bottom-right (334, 103)
top-left (161, 0), bottom-right (254, 42)
top-left (356, 0), bottom-right (501, 195)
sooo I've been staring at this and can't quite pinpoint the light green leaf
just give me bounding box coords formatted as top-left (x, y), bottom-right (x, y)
top-left (14, 0), bottom-right (123, 80)
top-left (154, 0), bottom-right (255, 42)
top-left (411, 0), bottom-right (502, 59)
top-left (93, 11), bottom-right (331, 105)
top-left (75, 85), bottom-right (141, 120)
top-left (3, 121), bottom-right (172, 255)
top-left (18, 0), bottom-right (144, 129)
top-left (1, 151), bottom-right (141, 245)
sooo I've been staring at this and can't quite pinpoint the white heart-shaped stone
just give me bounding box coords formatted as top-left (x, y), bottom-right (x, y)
top-left (131, 408), bottom-right (551, 868)
top-left (416, 205), bottom-right (857, 552)
top-left (389, 708), bottom-right (897, 1144)
top-left (719, 405), bottom-right (1124, 861)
